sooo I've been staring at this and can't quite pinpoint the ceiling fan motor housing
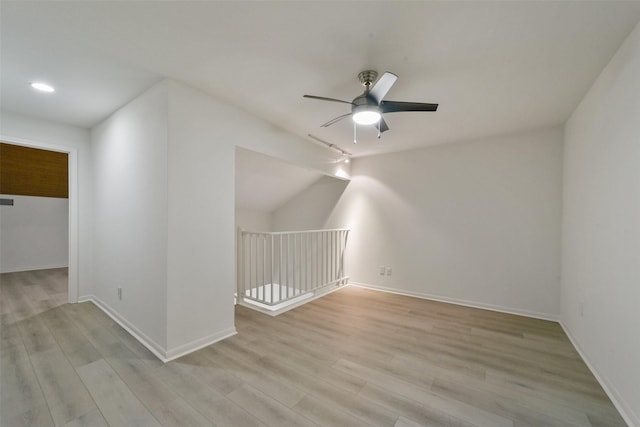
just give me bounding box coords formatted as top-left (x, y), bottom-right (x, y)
top-left (353, 93), bottom-right (377, 106)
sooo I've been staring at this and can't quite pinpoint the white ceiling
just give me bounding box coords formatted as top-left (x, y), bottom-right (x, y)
top-left (235, 148), bottom-right (324, 213)
top-left (2, 2), bottom-right (640, 157)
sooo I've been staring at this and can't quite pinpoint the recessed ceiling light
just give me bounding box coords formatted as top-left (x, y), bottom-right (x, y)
top-left (30, 82), bottom-right (55, 93)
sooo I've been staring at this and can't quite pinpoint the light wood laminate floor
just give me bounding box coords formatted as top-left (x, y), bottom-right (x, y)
top-left (0, 269), bottom-right (626, 427)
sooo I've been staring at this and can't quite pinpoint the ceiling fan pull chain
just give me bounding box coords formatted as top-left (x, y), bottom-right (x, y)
top-left (377, 121), bottom-right (381, 139)
top-left (353, 122), bottom-right (357, 144)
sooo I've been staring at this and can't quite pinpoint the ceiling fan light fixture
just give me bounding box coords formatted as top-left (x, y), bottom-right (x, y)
top-left (352, 109), bottom-right (381, 125)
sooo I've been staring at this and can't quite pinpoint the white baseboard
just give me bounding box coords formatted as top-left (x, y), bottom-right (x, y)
top-left (164, 327), bottom-right (237, 362)
top-left (1, 264), bottom-right (68, 274)
top-left (348, 282), bottom-right (559, 322)
top-left (347, 283), bottom-right (635, 425)
top-left (83, 295), bottom-right (168, 361)
top-left (238, 283), bottom-right (346, 317)
top-left (76, 295), bottom-right (236, 363)
top-left (560, 322), bottom-right (638, 427)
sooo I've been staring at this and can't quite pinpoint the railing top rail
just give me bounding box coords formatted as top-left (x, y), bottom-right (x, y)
top-left (240, 228), bottom-right (350, 236)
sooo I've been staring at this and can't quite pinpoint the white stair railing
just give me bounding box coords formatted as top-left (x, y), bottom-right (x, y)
top-left (237, 229), bottom-right (349, 309)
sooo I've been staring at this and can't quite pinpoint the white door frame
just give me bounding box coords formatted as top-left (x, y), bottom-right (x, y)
top-left (0, 135), bottom-right (80, 303)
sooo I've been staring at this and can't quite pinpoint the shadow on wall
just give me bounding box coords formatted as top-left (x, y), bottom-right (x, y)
top-left (272, 176), bottom-right (349, 231)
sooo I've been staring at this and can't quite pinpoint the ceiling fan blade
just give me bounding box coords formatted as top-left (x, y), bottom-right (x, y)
top-left (304, 95), bottom-right (354, 105)
top-left (380, 101), bottom-right (438, 113)
top-left (321, 113), bottom-right (352, 127)
top-left (379, 117), bottom-right (389, 133)
top-left (368, 72), bottom-right (398, 104)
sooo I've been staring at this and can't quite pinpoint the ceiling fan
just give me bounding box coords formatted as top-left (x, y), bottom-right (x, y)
top-left (304, 70), bottom-right (438, 142)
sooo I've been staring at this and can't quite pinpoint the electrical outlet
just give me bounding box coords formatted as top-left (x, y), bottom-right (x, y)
top-left (379, 266), bottom-right (385, 275)
top-left (118, 287), bottom-right (122, 300)
top-left (386, 267), bottom-right (392, 276)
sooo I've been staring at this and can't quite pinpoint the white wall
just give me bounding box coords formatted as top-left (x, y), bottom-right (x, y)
top-left (91, 81), bottom-right (169, 351)
top-left (562, 21), bottom-right (640, 426)
top-left (165, 80), bottom-right (237, 355)
top-left (272, 176), bottom-right (349, 231)
top-left (85, 78), bottom-right (350, 360)
top-left (0, 110), bottom-right (91, 301)
top-left (0, 195), bottom-right (68, 273)
top-left (276, 127), bottom-right (564, 319)
top-left (163, 80), bottom-right (352, 356)
top-left (232, 118), bottom-right (350, 181)
top-left (236, 207), bottom-right (273, 232)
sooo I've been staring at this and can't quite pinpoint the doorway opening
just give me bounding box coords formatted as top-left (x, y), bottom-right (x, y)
top-left (0, 140), bottom-right (78, 304)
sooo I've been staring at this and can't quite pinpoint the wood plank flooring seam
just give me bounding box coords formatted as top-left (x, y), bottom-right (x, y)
top-left (37, 303), bottom-right (107, 426)
top-left (11, 306), bottom-right (58, 426)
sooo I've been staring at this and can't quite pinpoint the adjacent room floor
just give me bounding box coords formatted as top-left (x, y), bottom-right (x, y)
top-left (0, 269), bottom-right (626, 427)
